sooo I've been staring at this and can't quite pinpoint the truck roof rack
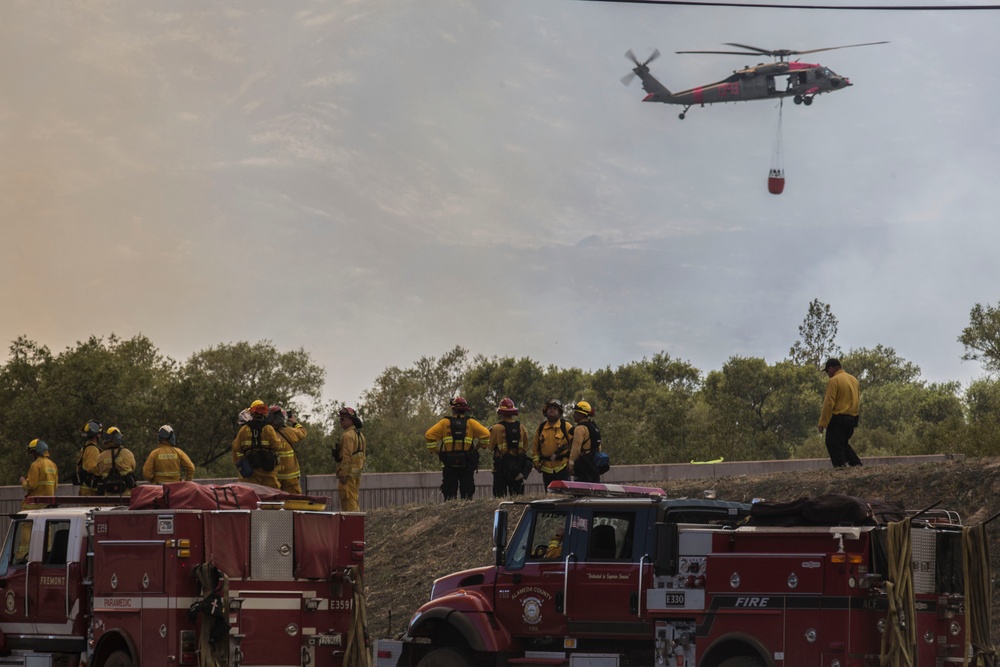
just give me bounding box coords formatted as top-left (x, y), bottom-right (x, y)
top-left (547, 480), bottom-right (666, 498)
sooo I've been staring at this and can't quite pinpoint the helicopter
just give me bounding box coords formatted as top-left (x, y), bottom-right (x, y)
top-left (621, 42), bottom-right (887, 119)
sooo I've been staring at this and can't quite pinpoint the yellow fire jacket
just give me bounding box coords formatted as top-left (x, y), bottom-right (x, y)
top-left (96, 447), bottom-right (137, 478)
top-left (425, 417), bottom-right (490, 455)
top-left (274, 423), bottom-right (307, 481)
top-left (336, 425), bottom-right (366, 480)
top-left (23, 453), bottom-right (58, 500)
top-left (143, 443), bottom-right (196, 483)
top-left (533, 418), bottom-right (573, 474)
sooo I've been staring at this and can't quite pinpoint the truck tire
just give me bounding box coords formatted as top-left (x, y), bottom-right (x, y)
top-left (103, 650), bottom-right (134, 667)
top-left (719, 656), bottom-right (763, 667)
top-left (415, 647), bottom-right (475, 667)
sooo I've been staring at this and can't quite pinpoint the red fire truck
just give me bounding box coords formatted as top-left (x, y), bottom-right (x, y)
top-left (0, 482), bottom-right (366, 667)
top-left (377, 481), bottom-right (992, 667)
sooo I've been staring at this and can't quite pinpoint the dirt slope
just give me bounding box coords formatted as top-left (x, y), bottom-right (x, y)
top-left (363, 457), bottom-right (1000, 639)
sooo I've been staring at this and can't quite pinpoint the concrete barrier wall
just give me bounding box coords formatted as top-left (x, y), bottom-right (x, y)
top-left (0, 453), bottom-right (960, 538)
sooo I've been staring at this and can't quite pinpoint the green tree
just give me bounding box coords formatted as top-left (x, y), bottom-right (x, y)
top-left (359, 347), bottom-right (470, 473)
top-left (789, 299), bottom-right (842, 369)
top-left (959, 302), bottom-right (1000, 373)
top-left (697, 357), bottom-right (820, 461)
top-left (0, 335), bottom-right (176, 484)
top-left (461, 356), bottom-right (547, 418)
top-left (590, 353), bottom-right (702, 465)
top-left (840, 345), bottom-right (921, 390)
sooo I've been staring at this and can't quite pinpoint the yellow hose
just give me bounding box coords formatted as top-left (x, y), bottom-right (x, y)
top-left (962, 524), bottom-right (997, 667)
top-left (880, 519), bottom-right (916, 667)
top-left (343, 565), bottom-right (372, 667)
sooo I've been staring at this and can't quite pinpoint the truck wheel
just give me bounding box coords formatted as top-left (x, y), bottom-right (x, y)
top-left (103, 650), bottom-right (134, 667)
top-left (719, 656), bottom-right (763, 667)
top-left (416, 647), bottom-right (474, 667)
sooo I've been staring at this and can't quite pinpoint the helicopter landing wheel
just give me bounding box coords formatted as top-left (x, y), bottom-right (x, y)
top-left (793, 95), bottom-right (803, 105)
top-left (678, 112), bottom-right (686, 120)
top-left (803, 97), bottom-right (813, 106)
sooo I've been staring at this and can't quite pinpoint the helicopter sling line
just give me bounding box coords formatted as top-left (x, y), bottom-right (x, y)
top-left (576, 0), bottom-right (1000, 9)
top-left (768, 99), bottom-right (785, 195)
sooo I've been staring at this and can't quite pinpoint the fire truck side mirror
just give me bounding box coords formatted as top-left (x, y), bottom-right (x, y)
top-left (493, 509), bottom-right (508, 567)
top-left (653, 522), bottom-right (678, 576)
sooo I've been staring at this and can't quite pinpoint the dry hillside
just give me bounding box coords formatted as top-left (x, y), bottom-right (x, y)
top-left (364, 457), bottom-right (1000, 640)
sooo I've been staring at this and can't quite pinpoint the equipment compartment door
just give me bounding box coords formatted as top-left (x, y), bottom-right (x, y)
top-left (567, 509), bottom-right (652, 636)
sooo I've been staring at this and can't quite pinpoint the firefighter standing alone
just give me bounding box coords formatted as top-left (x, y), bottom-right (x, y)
top-left (489, 397), bottom-right (532, 497)
top-left (142, 425), bottom-right (196, 484)
top-left (232, 399), bottom-right (282, 489)
top-left (425, 397), bottom-right (490, 501)
top-left (334, 406), bottom-right (366, 511)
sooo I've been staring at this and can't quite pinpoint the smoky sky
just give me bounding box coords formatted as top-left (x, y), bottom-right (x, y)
top-left (2, 0), bottom-right (998, 405)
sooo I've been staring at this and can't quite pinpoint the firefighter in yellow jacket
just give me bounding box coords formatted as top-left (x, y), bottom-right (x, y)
top-left (334, 407), bottom-right (366, 511)
top-left (489, 398), bottom-right (532, 498)
top-left (143, 425), bottom-right (196, 484)
top-left (232, 400), bottom-right (281, 489)
top-left (425, 397), bottom-right (490, 501)
top-left (269, 405), bottom-right (307, 494)
top-left (21, 439), bottom-right (58, 509)
top-left (568, 400), bottom-right (602, 483)
top-left (75, 420), bottom-right (103, 496)
top-left (533, 398), bottom-right (573, 490)
top-left (95, 427), bottom-right (138, 497)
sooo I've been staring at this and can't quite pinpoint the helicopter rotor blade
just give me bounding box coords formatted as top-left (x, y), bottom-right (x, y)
top-left (723, 43), bottom-right (778, 55)
top-left (644, 49), bottom-right (661, 66)
top-left (791, 41), bottom-right (890, 55)
top-left (677, 49), bottom-right (766, 56)
top-left (625, 49), bottom-right (640, 66)
top-left (621, 71), bottom-right (638, 86)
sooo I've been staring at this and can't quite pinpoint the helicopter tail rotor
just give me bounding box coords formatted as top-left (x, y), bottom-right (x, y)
top-left (621, 49), bottom-right (661, 86)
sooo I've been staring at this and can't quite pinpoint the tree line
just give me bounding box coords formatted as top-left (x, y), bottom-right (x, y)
top-left (4, 299), bottom-right (1000, 486)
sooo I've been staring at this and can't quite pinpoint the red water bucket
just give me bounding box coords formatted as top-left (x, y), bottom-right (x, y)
top-left (768, 175), bottom-right (785, 195)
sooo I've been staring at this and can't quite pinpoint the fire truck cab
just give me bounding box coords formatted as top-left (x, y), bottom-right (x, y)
top-left (0, 485), bottom-right (366, 667)
top-left (380, 481), bottom-right (990, 667)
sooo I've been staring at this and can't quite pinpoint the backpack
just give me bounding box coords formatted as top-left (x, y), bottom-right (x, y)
top-left (243, 420), bottom-right (276, 472)
top-left (101, 447), bottom-right (137, 495)
top-left (576, 421), bottom-right (609, 476)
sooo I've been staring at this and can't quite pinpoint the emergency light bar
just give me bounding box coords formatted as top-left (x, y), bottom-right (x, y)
top-left (547, 480), bottom-right (666, 498)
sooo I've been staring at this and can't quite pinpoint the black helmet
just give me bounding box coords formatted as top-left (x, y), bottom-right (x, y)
top-left (543, 398), bottom-right (563, 415)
